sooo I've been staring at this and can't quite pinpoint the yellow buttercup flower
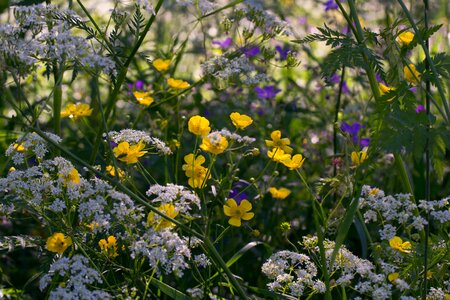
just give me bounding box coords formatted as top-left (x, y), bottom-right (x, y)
top-left (404, 64), bottom-right (421, 84)
top-left (230, 112), bottom-right (253, 130)
top-left (106, 165), bottom-right (125, 178)
top-left (388, 272), bottom-right (399, 283)
top-left (379, 83), bottom-right (396, 96)
top-left (223, 198), bottom-right (254, 227)
top-left (13, 143), bottom-right (25, 152)
top-left (133, 91), bottom-right (154, 106)
top-left (46, 232), bottom-right (72, 254)
top-left (167, 78), bottom-right (190, 89)
top-left (188, 115), bottom-right (211, 136)
top-left (182, 153), bottom-right (211, 189)
top-left (389, 236), bottom-right (412, 253)
top-left (8, 167), bottom-right (16, 173)
top-left (113, 141), bottom-right (147, 164)
top-left (281, 154), bottom-right (305, 170)
top-left (265, 130), bottom-right (293, 154)
top-left (153, 58), bottom-right (171, 72)
top-left (269, 187), bottom-right (291, 200)
top-left (351, 148), bottom-right (368, 166)
top-left (267, 148), bottom-right (291, 163)
top-left (200, 133), bottom-right (228, 155)
top-left (59, 168), bottom-right (81, 185)
top-left (98, 235), bottom-right (119, 258)
top-left (61, 103), bottom-right (93, 120)
top-left (147, 203), bottom-right (179, 230)
top-left (398, 31), bottom-right (414, 46)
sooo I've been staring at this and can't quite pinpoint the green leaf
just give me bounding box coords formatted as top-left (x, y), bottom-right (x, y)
top-left (150, 279), bottom-right (190, 300)
top-left (329, 196), bottom-right (359, 267)
top-left (247, 285), bottom-right (298, 300)
top-left (225, 241), bottom-right (266, 267)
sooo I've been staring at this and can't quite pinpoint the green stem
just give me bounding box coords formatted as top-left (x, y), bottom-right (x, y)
top-left (422, 0), bottom-right (431, 298)
top-left (53, 68), bottom-right (62, 137)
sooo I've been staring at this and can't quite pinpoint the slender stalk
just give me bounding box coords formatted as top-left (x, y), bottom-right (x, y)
top-left (53, 65), bottom-right (62, 137)
top-left (333, 67), bottom-right (346, 177)
top-left (422, 0), bottom-right (431, 298)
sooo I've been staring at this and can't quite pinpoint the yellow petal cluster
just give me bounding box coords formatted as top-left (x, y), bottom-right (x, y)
top-left (13, 143), bottom-right (25, 152)
top-left (269, 187), bottom-right (291, 200)
top-left (153, 58), bottom-right (171, 72)
top-left (99, 235), bottom-right (119, 258)
top-left (113, 141), bottom-right (147, 164)
top-left (167, 78), bottom-right (190, 89)
top-left (182, 154), bottom-right (210, 189)
top-left (267, 148), bottom-right (306, 170)
top-left (200, 133), bottom-right (228, 155)
top-left (230, 112), bottom-right (253, 130)
top-left (389, 236), bottom-right (412, 253)
top-left (223, 198), bottom-right (254, 227)
top-left (61, 103), bottom-right (93, 120)
top-left (133, 91), bottom-right (154, 106)
top-left (188, 115), bottom-right (211, 136)
top-left (59, 168), bottom-right (81, 185)
top-left (106, 165), bottom-right (125, 178)
top-left (351, 148), bottom-right (368, 166)
top-left (265, 130), bottom-right (293, 153)
top-left (147, 203), bottom-right (179, 230)
top-left (46, 232), bottom-right (72, 254)
top-left (403, 64), bottom-right (421, 84)
top-left (397, 31), bottom-right (414, 46)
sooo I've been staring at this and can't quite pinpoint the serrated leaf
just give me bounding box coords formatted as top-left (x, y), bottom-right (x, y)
top-left (150, 279), bottom-right (190, 300)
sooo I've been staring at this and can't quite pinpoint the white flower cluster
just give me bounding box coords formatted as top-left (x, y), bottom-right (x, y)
top-left (1, 155), bottom-right (143, 232)
top-left (107, 129), bottom-right (172, 155)
top-left (129, 228), bottom-right (191, 277)
top-left (39, 255), bottom-right (110, 299)
top-left (0, 4), bottom-right (116, 76)
top-left (5, 132), bottom-right (61, 164)
top-left (360, 186), bottom-right (450, 235)
top-left (217, 128), bottom-right (256, 144)
top-left (242, 0), bottom-right (291, 36)
top-left (146, 183), bottom-right (201, 216)
top-left (201, 56), bottom-right (268, 85)
top-left (302, 236), bottom-right (397, 300)
top-left (261, 250), bottom-right (325, 297)
top-left (175, 0), bottom-right (217, 15)
top-left (194, 253), bottom-right (211, 268)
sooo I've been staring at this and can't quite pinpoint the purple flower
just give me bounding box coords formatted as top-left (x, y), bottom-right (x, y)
top-left (342, 81), bottom-right (350, 94)
top-left (254, 85), bottom-right (281, 99)
top-left (128, 80), bottom-right (145, 92)
top-left (415, 104), bottom-right (425, 113)
top-left (324, 0), bottom-right (338, 11)
top-left (341, 122), bottom-right (361, 136)
top-left (409, 87), bottom-right (417, 93)
top-left (376, 73), bottom-right (382, 82)
top-left (298, 16), bottom-right (307, 25)
top-left (109, 141), bottom-right (118, 148)
top-left (244, 46), bottom-right (260, 58)
top-left (359, 138), bottom-right (370, 147)
top-left (212, 37), bottom-right (232, 48)
top-left (228, 181), bottom-right (250, 205)
top-left (275, 45), bottom-right (289, 60)
top-left (329, 73), bottom-right (340, 84)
